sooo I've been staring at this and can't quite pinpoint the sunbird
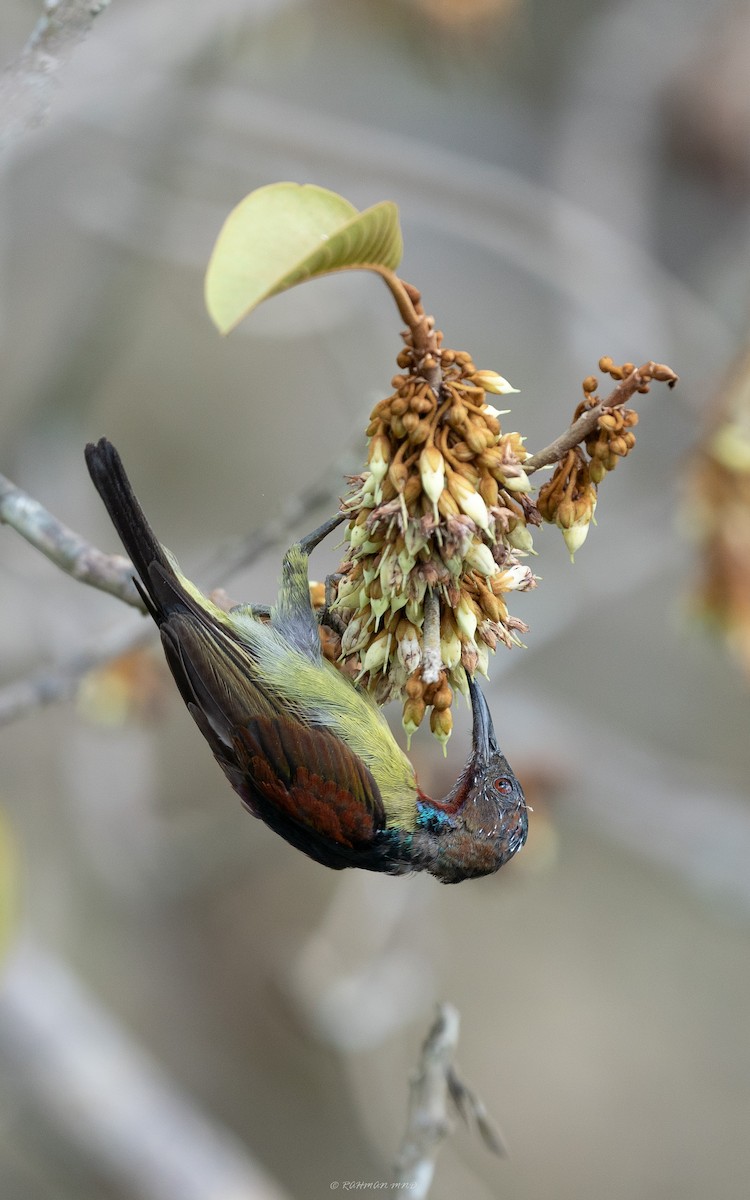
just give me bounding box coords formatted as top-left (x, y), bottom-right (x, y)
top-left (85, 438), bottom-right (527, 883)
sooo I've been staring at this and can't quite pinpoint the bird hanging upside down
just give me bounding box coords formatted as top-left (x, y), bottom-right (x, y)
top-left (85, 438), bottom-right (527, 883)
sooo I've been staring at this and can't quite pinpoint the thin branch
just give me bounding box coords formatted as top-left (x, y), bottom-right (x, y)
top-left (395, 1003), bottom-right (507, 1197)
top-left (395, 1003), bottom-right (461, 1197)
top-left (0, 0), bottom-right (112, 149)
top-left (0, 472), bottom-right (143, 608)
top-left (523, 361), bottom-right (678, 475)
top-left (446, 1065), bottom-right (507, 1158)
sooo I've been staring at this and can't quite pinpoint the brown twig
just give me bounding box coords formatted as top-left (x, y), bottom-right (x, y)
top-left (523, 361), bottom-right (678, 475)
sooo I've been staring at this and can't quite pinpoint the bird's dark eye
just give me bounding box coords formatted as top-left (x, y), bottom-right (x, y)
top-left (493, 777), bottom-right (513, 795)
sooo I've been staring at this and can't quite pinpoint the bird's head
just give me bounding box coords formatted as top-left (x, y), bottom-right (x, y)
top-left (467, 677), bottom-right (524, 796)
top-left (413, 678), bottom-right (528, 882)
top-left (439, 676), bottom-right (527, 848)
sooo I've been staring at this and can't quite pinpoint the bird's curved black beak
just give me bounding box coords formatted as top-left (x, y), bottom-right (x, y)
top-left (468, 676), bottom-right (500, 764)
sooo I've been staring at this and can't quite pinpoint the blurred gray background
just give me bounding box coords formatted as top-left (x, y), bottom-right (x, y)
top-left (2, 1), bottom-right (750, 1198)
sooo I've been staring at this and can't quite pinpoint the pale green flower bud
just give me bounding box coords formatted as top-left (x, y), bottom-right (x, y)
top-left (464, 540), bottom-right (498, 577)
top-left (449, 664), bottom-right (470, 699)
top-left (505, 523), bottom-right (536, 554)
top-left (419, 446), bottom-right (445, 507)
top-left (448, 474), bottom-right (491, 533)
top-left (562, 520), bottom-right (590, 561)
top-left (349, 523), bottom-right (370, 549)
top-left (361, 632), bottom-right (390, 675)
top-left (456, 595), bottom-right (478, 641)
top-left (471, 370), bottom-right (519, 395)
top-left (500, 471), bottom-right (532, 494)
top-left (405, 597), bottom-right (423, 626)
top-left (370, 595), bottom-right (390, 625)
top-left (367, 435), bottom-right (391, 485)
top-left (335, 575), bottom-right (361, 605)
top-left (475, 640), bottom-right (490, 678)
top-left (440, 621), bottom-right (462, 670)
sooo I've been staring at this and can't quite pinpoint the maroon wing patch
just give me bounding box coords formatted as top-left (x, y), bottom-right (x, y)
top-left (231, 716), bottom-right (386, 851)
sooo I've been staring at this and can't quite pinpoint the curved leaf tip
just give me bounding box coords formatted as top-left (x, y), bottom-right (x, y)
top-left (205, 182), bottom-right (403, 335)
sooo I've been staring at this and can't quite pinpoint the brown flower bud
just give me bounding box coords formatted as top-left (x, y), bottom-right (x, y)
top-left (432, 680), bottom-right (453, 711)
top-left (430, 705), bottom-right (453, 750)
top-left (404, 671), bottom-right (424, 700)
top-left (411, 391), bottom-right (434, 416)
top-left (464, 425), bottom-right (495, 454)
top-left (479, 474), bottom-right (499, 508)
top-left (446, 402), bottom-right (468, 428)
top-left (388, 460), bottom-right (409, 493)
top-left (402, 697), bottom-right (426, 747)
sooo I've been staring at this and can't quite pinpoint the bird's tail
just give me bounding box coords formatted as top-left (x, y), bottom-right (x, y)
top-left (85, 437), bottom-right (183, 620)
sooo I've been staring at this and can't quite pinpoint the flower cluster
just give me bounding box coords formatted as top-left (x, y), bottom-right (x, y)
top-left (537, 358), bottom-right (642, 559)
top-left (327, 325), bottom-right (538, 747)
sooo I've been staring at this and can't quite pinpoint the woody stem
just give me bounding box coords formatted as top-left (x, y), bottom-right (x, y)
top-left (523, 361), bottom-right (678, 475)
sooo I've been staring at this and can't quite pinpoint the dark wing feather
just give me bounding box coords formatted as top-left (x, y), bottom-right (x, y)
top-left (226, 717), bottom-right (387, 868)
top-left (159, 607), bottom-right (388, 870)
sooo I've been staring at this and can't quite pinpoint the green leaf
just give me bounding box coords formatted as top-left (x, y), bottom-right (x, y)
top-left (205, 183), bottom-right (403, 335)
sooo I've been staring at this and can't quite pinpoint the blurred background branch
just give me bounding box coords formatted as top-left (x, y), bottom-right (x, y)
top-left (0, 0), bottom-right (112, 150)
top-left (0, 937), bottom-right (289, 1200)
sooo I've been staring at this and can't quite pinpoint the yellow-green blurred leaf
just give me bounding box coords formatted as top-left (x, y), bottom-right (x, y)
top-left (205, 182), bottom-right (403, 335)
top-left (710, 420), bottom-right (750, 474)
